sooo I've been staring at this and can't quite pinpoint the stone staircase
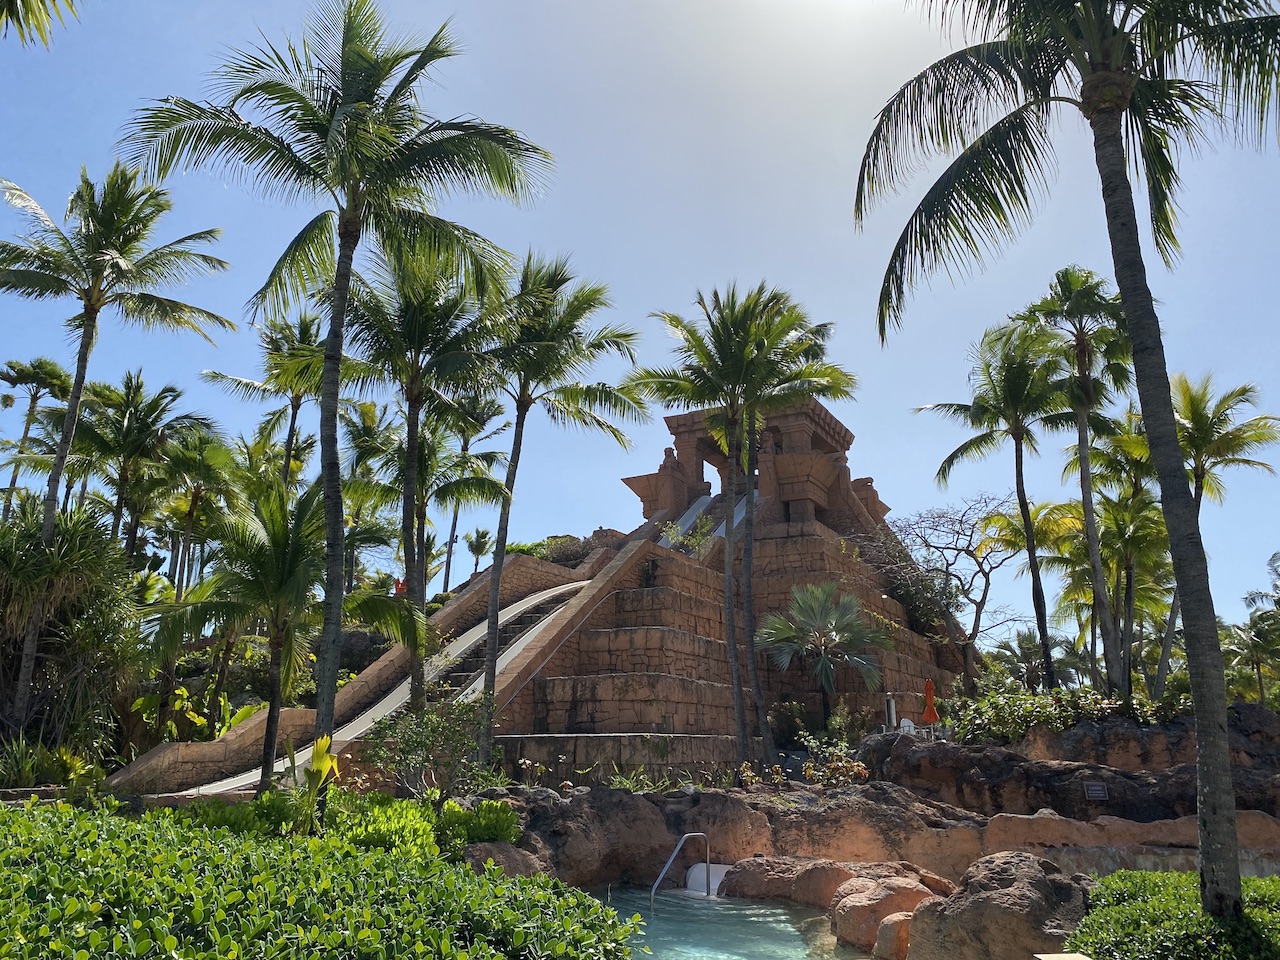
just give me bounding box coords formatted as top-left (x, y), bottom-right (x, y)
top-left (428, 593), bottom-right (577, 702)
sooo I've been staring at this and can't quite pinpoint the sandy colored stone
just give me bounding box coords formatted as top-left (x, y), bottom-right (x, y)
top-left (719, 857), bottom-right (855, 909)
top-left (873, 912), bottom-right (913, 960)
top-left (905, 853), bottom-right (1092, 960)
top-left (833, 874), bottom-right (939, 949)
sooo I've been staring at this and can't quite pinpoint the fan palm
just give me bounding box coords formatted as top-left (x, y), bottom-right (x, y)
top-left (921, 323), bottom-right (1070, 689)
top-left (480, 253), bottom-right (645, 757)
top-left (629, 282), bottom-right (856, 763)
top-left (0, 164), bottom-right (228, 726)
top-left (202, 314), bottom-right (325, 484)
top-left (152, 481), bottom-right (423, 793)
top-left (1021, 266), bottom-right (1130, 690)
top-left (756, 582), bottom-right (889, 729)
top-left (125, 0), bottom-right (550, 742)
top-left (853, 0), bottom-right (1280, 913)
top-left (1, 357), bottom-right (71, 523)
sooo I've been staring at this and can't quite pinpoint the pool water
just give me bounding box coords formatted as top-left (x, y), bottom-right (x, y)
top-left (594, 887), bottom-right (864, 960)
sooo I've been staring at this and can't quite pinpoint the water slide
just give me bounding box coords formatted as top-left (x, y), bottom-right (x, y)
top-left (180, 581), bottom-right (586, 796)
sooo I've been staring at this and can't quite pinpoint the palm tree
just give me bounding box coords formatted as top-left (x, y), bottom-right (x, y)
top-left (125, 0), bottom-right (550, 744)
top-left (162, 426), bottom-right (239, 600)
top-left (1, 0), bottom-right (78, 46)
top-left (465, 528), bottom-right (493, 576)
top-left (1021, 266), bottom-right (1130, 690)
top-left (202, 315), bottom-right (325, 484)
top-left (72, 372), bottom-right (213, 557)
top-left (153, 481), bottom-right (423, 793)
top-left (853, 2), bottom-right (1280, 915)
top-left (1223, 613), bottom-right (1280, 705)
top-left (921, 324), bottom-right (1070, 689)
top-left (630, 282), bottom-right (856, 763)
top-left (441, 394), bottom-right (507, 592)
top-left (0, 165), bottom-right (228, 726)
top-left (0, 357), bottom-right (71, 523)
top-left (1246, 552), bottom-right (1280, 617)
top-left (756, 582), bottom-right (889, 729)
top-left (481, 253), bottom-right (646, 757)
top-left (347, 253), bottom-right (496, 612)
top-left (1172, 374), bottom-right (1280, 509)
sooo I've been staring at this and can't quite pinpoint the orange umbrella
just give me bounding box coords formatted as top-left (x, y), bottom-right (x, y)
top-left (922, 679), bottom-right (940, 725)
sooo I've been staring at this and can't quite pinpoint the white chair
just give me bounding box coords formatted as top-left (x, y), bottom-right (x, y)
top-left (898, 718), bottom-right (917, 735)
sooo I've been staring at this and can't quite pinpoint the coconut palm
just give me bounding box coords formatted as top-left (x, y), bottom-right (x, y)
top-left (630, 282), bottom-right (856, 763)
top-left (162, 426), bottom-right (239, 599)
top-left (481, 253), bottom-right (645, 757)
top-left (153, 481), bottom-right (423, 793)
top-left (347, 253), bottom-right (497, 611)
top-left (1223, 612), bottom-right (1280, 705)
top-left (1, 0), bottom-right (78, 46)
top-left (756, 582), bottom-right (889, 729)
top-left (1246, 552), bottom-right (1280, 617)
top-left (203, 315), bottom-right (325, 484)
top-left (1172, 374), bottom-right (1280, 509)
top-left (441, 394), bottom-right (507, 592)
top-left (1022, 266), bottom-right (1131, 690)
top-left (0, 357), bottom-right (71, 522)
top-left (0, 164), bottom-right (228, 726)
top-left (125, 0), bottom-right (550, 743)
top-left (465, 528), bottom-right (493, 576)
top-left (921, 324), bottom-right (1070, 689)
top-left (853, 1), bottom-right (1280, 913)
top-left (72, 372), bottom-right (213, 557)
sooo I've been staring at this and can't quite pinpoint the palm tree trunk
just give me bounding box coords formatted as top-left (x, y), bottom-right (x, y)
top-left (111, 472), bottom-right (127, 540)
top-left (1014, 436), bottom-right (1056, 689)
top-left (167, 532), bottom-right (181, 584)
top-left (313, 215), bottom-right (361, 743)
top-left (1123, 563), bottom-right (1136, 700)
top-left (741, 427), bottom-right (778, 762)
top-left (123, 506), bottom-right (143, 561)
top-left (480, 405), bottom-right (527, 763)
top-left (282, 398), bottom-right (301, 485)
top-left (402, 393), bottom-right (425, 713)
top-left (258, 633), bottom-right (285, 796)
top-left (721, 433), bottom-right (750, 765)
top-left (1153, 588), bottom-right (1181, 700)
top-left (1, 392), bottom-right (39, 523)
top-left (1256, 661), bottom-right (1266, 705)
top-left (442, 503), bottom-right (461, 592)
top-left (1077, 408), bottom-right (1122, 690)
top-left (204, 630), bottom-right (238, 728)
top-left (175, 500), bottom-right (198, 600)
top-left (1088, 103), bottom-right (1240, 916)
top-left (13, 311), bottom-right (97, 726)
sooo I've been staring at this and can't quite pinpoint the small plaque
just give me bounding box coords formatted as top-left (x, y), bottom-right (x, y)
top-left (1083, 781), bottom-right (1109, 801)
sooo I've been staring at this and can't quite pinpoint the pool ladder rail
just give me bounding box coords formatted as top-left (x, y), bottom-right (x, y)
top-left (650, 832), bottom-right (712, 912)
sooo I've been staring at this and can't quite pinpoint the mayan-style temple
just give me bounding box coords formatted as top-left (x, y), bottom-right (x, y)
top-left (109, 399), bottom-right (962, 793)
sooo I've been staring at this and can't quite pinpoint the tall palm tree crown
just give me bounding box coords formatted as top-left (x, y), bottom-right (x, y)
top-left (855, 0), bottom-right (1280, 914)
top-left (1021, 266), bottom-right (1130, 691)
top-left (125, 0), bottom-right (551, 741)
top-left (921, 323), bottom-right (1070, 689)
top-left (0, 164), bottom-right (228, 728)
top-left (480, 253), bottom-right (646, 756)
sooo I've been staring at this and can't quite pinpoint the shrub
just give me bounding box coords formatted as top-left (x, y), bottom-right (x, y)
top-left (1067, 870), bottom-right (1280, 960)
top-left (0, 801), bottom-right (639, 960)
top-left (167, 790), bottom-right (294, 836)
top-left (948, 689), bottom-right (1196, 745)
top-left (327, 791), bottom-right (440, 861)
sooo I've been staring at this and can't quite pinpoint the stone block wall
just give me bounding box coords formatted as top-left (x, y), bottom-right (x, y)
top-left (495, 733), bottom-right (742, 783)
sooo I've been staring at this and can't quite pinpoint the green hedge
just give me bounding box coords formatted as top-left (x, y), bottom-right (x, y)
top-left (948, 690), bottom-right (1195, 744)
top-left (0, 801), bottom-right (638, 960)
top-left (1067, 871), bottom-right (1280, 960)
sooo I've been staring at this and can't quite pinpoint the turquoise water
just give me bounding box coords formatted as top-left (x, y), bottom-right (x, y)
top-left (595, 888), bottom-right (863, 960)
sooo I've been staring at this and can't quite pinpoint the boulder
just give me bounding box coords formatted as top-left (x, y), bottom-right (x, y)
top-left (718, 857), bottom-right (856, 910)
top-left (832, 872), bottom-right (941, 949)
top-left (873, 912), bottom-right (912, 960)
top-left (906, 852), bottom-right (1092, 960)
top-left (463, 842), bottom-right (544, 878)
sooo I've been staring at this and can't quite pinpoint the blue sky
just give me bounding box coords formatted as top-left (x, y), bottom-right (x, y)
top-left (1, 0), bottom-right (1276, 629)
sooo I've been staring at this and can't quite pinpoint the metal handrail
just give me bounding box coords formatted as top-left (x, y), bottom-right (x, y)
top-left (650, 832), bottom-right (711, 911)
